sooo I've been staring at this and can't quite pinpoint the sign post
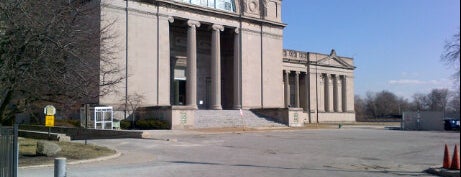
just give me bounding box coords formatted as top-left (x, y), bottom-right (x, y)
top-left (44, 105), bottom-right (56, 140)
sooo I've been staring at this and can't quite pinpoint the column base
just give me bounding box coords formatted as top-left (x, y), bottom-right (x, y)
top-left (187, 105), bottom-right (198, 110)
top-left (211, 105), bottom-right (223, 110)
top-left (233, 105), bottom-right (242, 110)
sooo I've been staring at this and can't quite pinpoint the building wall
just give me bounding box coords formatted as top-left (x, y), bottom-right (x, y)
top-left (262, 25), bottom-right (284, 108)
top-left (241, 23), bottom-right (262, 108)
top-left (99, 0), bottom-right (355, 123)
top-left (99, 0), bottom-right (130, 107)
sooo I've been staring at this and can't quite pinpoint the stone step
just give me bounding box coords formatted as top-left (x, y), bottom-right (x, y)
top-left (194, 110), bottom-right (287, 129)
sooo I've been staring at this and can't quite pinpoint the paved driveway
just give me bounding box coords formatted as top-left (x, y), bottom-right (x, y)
top-left (19, 128), bottom-right (460, 177)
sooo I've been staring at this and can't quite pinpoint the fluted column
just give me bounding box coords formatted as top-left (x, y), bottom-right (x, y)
top-left (284, 70), bottom-right (290, 108)
top-left (295, 71), bottom-right (300, 108)
top-left (186, 20), bottom-right (200, 109)
top-left (211, 24), bottom-right (224, 110)
top-left (233, 28), bottom-right (241, 109)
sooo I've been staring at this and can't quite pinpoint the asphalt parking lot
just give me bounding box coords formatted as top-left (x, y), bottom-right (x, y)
top-left (20, 127), bottom-right (460, 177)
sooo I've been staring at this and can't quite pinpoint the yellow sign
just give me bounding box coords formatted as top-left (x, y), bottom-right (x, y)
top-left (45, 115), bottom-right (55, 127)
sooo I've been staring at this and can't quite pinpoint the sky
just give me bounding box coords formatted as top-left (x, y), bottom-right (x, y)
top-left (282, 0), bottom-right (460, 100)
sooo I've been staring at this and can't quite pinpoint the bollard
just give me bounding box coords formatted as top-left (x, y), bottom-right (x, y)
top-left (54, 157), bottom-right (66, 177)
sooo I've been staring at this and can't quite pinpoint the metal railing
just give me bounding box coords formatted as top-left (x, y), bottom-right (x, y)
top-left (0, 124), bottom-right (18, 177)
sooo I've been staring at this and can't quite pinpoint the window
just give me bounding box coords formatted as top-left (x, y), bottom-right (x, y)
top-left (173, 0), bottom-right (236, 12)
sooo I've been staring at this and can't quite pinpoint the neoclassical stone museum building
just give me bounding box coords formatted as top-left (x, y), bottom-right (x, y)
top-left (99, 0), bottom-right (355, 129)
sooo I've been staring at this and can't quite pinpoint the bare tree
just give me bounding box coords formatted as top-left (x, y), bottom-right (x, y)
top-left (442, 31), bottom-right (460, 86)
top-left (412, 93), bottom-right (429, 111)
top-left (120, 93), bottom-right (144, 128)
top-left (447, 90), bottom-right (460, 118)
top-left (0, 0), bottom-right (123, 124)
top-left (374, 91), bottom-right (400, 117)
top-left (359, 91), bottom-right (411, 119)
top-left (412, 89), bottom-right (450, 114)
top-left (364, 92), bottom-right (377, 118)
top-left (426, 89), bottom-right (450, 116)
top-left (354, 95), bottom-right (366, 120)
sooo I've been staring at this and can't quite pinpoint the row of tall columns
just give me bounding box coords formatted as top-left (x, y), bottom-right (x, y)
top-left (284, 70), bottom-right (301, 108)
top-left (284, 71), bottom-right (349, 112)
top-left (186, 20), bottom-right (240, 110)
top-left (323, 74), bottom-right (347, 112)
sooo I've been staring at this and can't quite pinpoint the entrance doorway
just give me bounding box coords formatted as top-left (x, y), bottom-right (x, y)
top-left (173, 80), bottom-right (186, 105)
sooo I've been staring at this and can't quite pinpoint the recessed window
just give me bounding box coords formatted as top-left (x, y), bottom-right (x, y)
top-left (174, 0), bottom-right (236, 12)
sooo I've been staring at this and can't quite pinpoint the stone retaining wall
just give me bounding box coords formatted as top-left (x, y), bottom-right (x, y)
top-left (19, 125), bottom-right (144, 140)
top-left (19, 130), bottom-right (71, 142)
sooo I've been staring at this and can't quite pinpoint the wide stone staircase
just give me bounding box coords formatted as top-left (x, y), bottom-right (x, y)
top-left (194, 110), bottom-right (287, 129)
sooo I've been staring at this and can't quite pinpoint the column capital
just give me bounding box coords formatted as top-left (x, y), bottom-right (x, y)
top-left (295, 71), bottom-right (301, 75)
top-left (234, 28), bottom-right (240, 34)
top-left (211, 24), bottom-right (225, 32)
top-left (168, 16), bottom-right (174, 23)
top-left (187, 20), bottom-right (201, 28)
top-left (322, 73), bottom-right (328, 79)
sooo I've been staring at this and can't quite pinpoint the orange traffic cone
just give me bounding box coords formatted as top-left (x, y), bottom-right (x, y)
top-left (451, 145), bottom-right (460, 170)
top-left (443, 144), bottom-right (451, 169)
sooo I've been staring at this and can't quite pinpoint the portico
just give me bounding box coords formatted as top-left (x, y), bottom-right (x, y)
top-left (170, 18), bottom-right (242, 110)
top-left (283, 49), bottom-right (356, 123)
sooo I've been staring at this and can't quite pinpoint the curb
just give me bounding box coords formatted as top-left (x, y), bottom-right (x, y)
top-left (19, 149), bottom-right (122, 169)
top-left (425, 167), bottom-right (460, 177)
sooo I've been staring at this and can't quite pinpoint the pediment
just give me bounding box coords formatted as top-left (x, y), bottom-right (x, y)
top-left (317, 50), bottom-right (354, 69)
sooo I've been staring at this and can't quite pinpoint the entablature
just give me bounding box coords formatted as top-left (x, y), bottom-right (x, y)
top-left (283, 49), bottom-right (308, 64)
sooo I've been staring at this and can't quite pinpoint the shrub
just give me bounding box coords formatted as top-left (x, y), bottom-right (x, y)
top-left (120, 119), bottom-right (132, 130)
top-left (135, 119), bottom-right (170, 130)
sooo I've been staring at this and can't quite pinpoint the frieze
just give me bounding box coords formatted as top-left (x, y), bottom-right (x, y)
top-left (283, 49), bottom-right (308, 63)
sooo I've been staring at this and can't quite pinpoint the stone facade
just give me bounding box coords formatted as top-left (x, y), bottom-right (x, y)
top-left (98, 0), bottom-right (356, 128)
top-left (282, 49), bottom-right (355, 123)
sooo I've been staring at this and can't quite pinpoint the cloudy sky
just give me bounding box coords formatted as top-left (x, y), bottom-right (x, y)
top-left (282, 0), bottom-right (460, 100)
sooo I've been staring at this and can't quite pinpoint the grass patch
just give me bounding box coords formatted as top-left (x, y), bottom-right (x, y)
top-left (19, 138), bottom-right (116, 167)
